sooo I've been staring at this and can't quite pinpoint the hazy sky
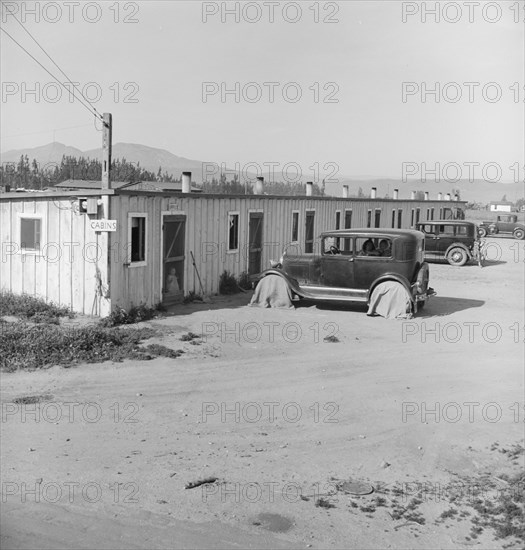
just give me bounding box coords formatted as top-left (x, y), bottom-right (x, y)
top-left (1, 1), bottom-right (523, 181)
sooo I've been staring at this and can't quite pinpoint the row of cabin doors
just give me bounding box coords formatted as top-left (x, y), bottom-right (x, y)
top-left (161, 213), bottom-right (264, 304)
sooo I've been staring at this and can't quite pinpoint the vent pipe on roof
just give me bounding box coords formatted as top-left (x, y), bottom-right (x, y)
top-left (445, 193), bottom-right (451, 201)
top-left (254, 176), bottom-right (264, 195)
top-left (454, 194), bottom-right (459, 201)
top-left (438, 192), bottom-right (443, 200)
top-left (370, 187), bottom-right (377, 199)
top-left (182, 172), bottom-right (191, 193)
top-left (393, 189), bottom-right (399, 200)
top-left (411, 190), bottom-right (416, 200)
top-left (306, 182), bottom-right (313, 197)
top-left (424, 191), bottom-right (429, 201)
top-left (342, 185), bottom-right (349, 198)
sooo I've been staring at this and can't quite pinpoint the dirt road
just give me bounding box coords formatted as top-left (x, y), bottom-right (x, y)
top-left (1, 237), bottom-right (523, 549)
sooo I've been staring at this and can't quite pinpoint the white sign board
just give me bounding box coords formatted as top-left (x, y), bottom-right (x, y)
top-left (90, 220), bottom-right (117, 232)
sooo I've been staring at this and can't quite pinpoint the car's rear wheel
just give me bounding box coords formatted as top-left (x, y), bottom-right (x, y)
top-left (513, 228), bottom-right (525, 240)
top-left (447, 247), bottom-right (468, 266)
top-left (478, 227), bottom-right (487, 238)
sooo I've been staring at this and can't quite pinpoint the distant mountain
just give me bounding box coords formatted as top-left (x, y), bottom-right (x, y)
top-left (1, 142), bottom-right (522, 203)
top-left (1, 142), bottom-right (84, 167)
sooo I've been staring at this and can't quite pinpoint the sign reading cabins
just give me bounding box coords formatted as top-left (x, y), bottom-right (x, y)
top-left (90, 220), bottom-right (117, 232)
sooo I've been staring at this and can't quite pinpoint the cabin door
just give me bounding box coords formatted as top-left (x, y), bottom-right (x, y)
top-left (162, 215), bottom-right (185, 304)
top-left (248, 213), bottom-right (263, 275)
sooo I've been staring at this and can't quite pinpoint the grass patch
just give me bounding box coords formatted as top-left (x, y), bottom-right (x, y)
top-left (0, 322), bottom-right (179, 371)
top-left (0, 291), bottom-right (73, 323)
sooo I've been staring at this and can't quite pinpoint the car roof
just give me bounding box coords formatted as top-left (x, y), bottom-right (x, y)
top-left (320, 228), bottom-right (423, 239)
top-left (416, 220), bottom-right (476, 226)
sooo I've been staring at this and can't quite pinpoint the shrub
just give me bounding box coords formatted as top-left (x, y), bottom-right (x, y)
top-left (219, 271), bottom-right (238, 295)
top-left (0, 322), bottom-right (178, 371)
top-left (0, 291), bottom-right (73, 322)
top-left (100, 304), bottom-right (162, 327)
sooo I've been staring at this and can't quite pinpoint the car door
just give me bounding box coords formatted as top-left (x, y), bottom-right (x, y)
top-left (320, 236), bottom-right (355, 288)
top-left (436, 224), bottom-right (455, 256)
top-left (418, 224), bottom-right (440, 258)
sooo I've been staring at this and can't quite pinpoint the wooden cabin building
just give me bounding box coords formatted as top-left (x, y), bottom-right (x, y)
top-left (0, 184), bottom-right (466, 316)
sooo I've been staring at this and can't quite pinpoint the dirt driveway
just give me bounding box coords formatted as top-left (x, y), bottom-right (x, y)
top-left (1, 237), bottom-right (523, 549)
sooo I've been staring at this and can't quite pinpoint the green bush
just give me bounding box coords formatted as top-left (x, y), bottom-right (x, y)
top-left (219, 271), bottom-right (238, 295)
top-left (99, 304), bottom-right (163, 327)
top-left (0, 322), bottom-right (182, 371)
top-left (0, 291), bottom-right (73, 323)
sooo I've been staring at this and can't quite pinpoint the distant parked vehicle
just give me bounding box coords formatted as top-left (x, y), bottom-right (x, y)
top-left (478, 215), bottom-right (525, 240)
top-left (415, 220), bottom-right (484, 266)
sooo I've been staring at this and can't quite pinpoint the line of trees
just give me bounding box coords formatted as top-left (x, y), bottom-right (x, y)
top-left (201, 173), bottom-right (325, 195)
top-left (0, 155), bottom-right (177, 189)
top-left (1, 155), bottom-right (326, 196)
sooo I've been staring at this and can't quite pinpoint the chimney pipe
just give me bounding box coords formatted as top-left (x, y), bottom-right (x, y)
top-left (182, 171), bottom-right (191, 193)
top-left (393, 189), bottom-right (399, 200)
top-left (370, 187), bottom-right (377, 199)
top-left (438, 192), bottom-right (443, 200)
top-left (411, 190), bottom-right (416, 200)
top-left (342, 185), bottom-right (349, 198)
top-left (454, 194), bottom-right (459, 201)
top-left (445, 193), bottom-right (451, 201)
top-left (254, 176), bottom-right (264, 195)
top-left (306, 182), bottom-right (313, 197)
top-left (424, 191), bottom-right (429, 201)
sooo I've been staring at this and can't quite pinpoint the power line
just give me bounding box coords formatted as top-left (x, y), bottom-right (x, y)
top-left (7, 10), bottom-right (105, 121)
top-left (0, 28), bottom-right (104, 122)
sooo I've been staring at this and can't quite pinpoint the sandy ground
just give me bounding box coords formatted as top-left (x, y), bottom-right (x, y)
top-left (1, 236), bottom-right (524, 549)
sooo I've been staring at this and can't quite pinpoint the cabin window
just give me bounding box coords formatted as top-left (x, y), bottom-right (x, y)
top-left (228, 212), bottom-right (239, 251)
top-left (367, 210), bottom-right (372, 228)
top-left (335, 211), bottom-right (341, 230)
top-left (305, 211), bottom-right (315, 253)
top-left (416, 208), bottom-right (421, 224)
top-left (430, 208), bottom-right (435, 220)
top-left (411, 209), bottom-right (415, 226)
top-left (391, 210), bottom-right (396, 228)
top-left (291, 211), bottom-right (299, 242)
top-left (129, 214), bottom-right (147, 264)
top-left (344, 209), bottom-right (352, 229)
top-left (397, 209), bottom-right (403, 229)
top-left (374, 209), bottom-right (381, 228)
top-left (20, 217), bottom-right (42, 252)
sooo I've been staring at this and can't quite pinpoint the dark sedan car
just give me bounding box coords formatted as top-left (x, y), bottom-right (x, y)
top-left (415, 220), bottom-right (482, 266)
top-left (260, 229), bottom-right (434, 313)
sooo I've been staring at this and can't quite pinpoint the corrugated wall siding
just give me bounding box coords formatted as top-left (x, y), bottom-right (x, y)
top-left (0, 197), bottom-right (104, 314)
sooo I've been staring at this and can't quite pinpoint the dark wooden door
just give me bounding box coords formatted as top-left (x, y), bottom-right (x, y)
top-left (248, 213), bottom-right (263, 275)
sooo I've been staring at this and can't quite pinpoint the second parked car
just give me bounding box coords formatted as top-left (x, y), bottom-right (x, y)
top-left (415, 220), bottom-right (482, 266)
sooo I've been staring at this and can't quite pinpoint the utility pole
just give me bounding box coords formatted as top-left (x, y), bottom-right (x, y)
top-left (98, 112), bottom-right (112, 317)
top-left (102, 112), bottom-right (112, 189)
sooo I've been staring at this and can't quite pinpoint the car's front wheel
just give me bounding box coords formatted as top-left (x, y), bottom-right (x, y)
top-left (513, 228), bottom-right (525, 240)
top-left (478, 227), bottom-right (487, 238)
top-left (447, 247), bottom-right (468, 266)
